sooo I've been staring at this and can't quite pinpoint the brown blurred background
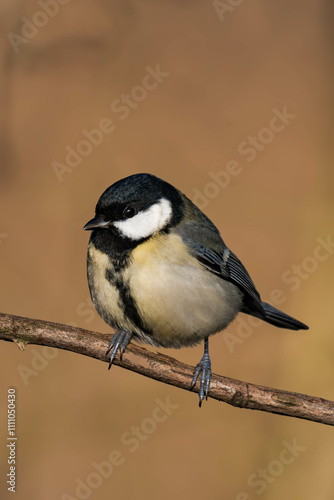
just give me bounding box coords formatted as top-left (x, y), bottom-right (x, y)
top-left (1, 1), bottom-right (334, 499)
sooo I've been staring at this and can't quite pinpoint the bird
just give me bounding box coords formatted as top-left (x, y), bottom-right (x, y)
top-left (83, 173), bottom-right (308, 406)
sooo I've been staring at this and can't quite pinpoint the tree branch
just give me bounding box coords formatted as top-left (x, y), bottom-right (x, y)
top-left (1, 312), bottom-right (333, 426)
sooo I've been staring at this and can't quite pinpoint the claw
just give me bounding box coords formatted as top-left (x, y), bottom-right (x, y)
top-left (190, 338), bottom-right (212, 407)
top-left (119, 331), bottom-right (132, 360)
top-left (106, 330), bottom-right (132, 369)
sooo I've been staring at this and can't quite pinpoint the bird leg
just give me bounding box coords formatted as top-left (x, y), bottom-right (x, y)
top-left (190, 337), bottom-right (212, 406)
top-left (106, 330), bottom-right (132, 369)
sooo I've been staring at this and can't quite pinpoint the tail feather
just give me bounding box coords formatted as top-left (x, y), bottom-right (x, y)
top-left (261, 302), bottom-right (309, 331)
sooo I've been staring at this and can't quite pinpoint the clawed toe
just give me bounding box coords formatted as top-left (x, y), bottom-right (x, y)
top-left (190, 338), bottom-right (212, 407)
top-left (190, 358), bottom-right (212, 407)
top-left (106, 330), bottom-right (132, 369)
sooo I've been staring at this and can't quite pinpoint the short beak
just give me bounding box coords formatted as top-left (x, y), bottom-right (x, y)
top-left (83, 215), bottom-right (110, 231)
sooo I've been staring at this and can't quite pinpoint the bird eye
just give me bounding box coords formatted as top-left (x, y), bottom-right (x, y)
top-left (123, 206), bottom-right (137, 219)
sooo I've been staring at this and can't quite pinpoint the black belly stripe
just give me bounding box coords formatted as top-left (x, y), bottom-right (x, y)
top-left (105, 268), bottom-right (152, 336)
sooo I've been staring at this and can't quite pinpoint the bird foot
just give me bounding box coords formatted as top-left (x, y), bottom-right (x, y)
top-left (190, 351), bottom-right (212, 407)
top-left (106, 330), bottom-right (132, 369)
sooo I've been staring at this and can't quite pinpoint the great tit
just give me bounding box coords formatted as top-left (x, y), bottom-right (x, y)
top-left (84, 173), bottom-right (308, 406)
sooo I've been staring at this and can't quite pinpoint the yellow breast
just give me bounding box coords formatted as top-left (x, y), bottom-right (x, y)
top-left (124, 233), bottom-right (242, 347)
top-left (87, 243), bottom-right (136, 333)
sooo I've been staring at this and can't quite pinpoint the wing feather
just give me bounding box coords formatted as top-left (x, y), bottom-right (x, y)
top-left (178, 224), bottom-right (264, 315)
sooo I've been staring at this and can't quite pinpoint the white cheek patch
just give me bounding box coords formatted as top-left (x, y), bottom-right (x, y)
top-left (114, 198), bottom-right (172, 240)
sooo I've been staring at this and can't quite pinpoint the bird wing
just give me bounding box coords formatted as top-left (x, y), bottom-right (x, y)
top-left (176, 222), bottom-right (265, 314)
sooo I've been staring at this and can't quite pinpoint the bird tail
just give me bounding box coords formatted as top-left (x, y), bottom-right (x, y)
top-left (261, 302), bottom-right (309, 331)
